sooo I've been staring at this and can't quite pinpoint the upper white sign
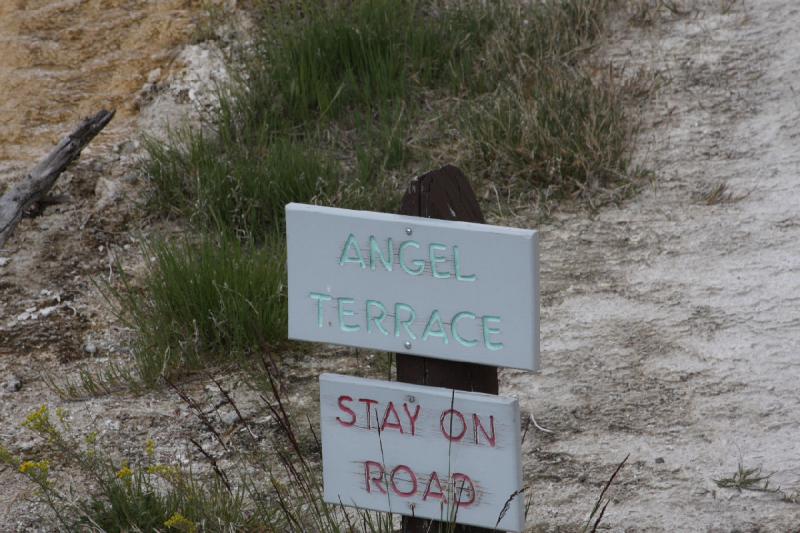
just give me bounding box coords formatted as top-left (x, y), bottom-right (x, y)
top-left (286, 203), bottom-right (540, 370)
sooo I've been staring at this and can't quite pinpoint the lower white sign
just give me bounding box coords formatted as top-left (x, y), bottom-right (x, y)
top-left (320, 373), bottom-right (523, 531)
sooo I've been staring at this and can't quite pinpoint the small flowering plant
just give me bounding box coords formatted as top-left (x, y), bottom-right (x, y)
top-left (0, 405), bottom-right (206, 532)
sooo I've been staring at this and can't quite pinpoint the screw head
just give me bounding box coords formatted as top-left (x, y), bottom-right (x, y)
top-left (404, 341), bottom-right (412, 349)
top-left (405, 227), bottom-right (413, 236)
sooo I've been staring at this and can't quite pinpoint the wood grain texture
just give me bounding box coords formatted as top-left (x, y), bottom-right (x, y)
top-left (397, 165), bottom-right (500, 533)
top-left (0, 109), bottom-right (115, 248)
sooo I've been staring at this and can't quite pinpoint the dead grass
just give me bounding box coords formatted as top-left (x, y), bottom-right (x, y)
top-left (714, 462), bottom-right (779, 494)
top-left (627, 0), bottom-right (692, 26)
top-left (700, 181), bottom-right (749, 205)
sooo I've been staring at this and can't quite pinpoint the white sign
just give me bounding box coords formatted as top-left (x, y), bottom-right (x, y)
top-left (320, 373), bottom-right (524, 532)
top-left (286, 203), bottom-right (539, 370)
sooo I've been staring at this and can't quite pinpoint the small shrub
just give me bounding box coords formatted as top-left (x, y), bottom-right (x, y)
top-left (0, 406), bottom-right (248, 531)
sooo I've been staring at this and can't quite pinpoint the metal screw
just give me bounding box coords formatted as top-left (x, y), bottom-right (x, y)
top-left (404, 341), bottom-right (412, 349)
top-left (405, 227), bottom-right (413, 236)
top-left (406, 395), bottom-right (416, 403)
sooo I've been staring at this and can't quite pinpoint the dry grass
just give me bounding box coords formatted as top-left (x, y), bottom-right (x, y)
top-left (701, 181), bottom-right (749, 205)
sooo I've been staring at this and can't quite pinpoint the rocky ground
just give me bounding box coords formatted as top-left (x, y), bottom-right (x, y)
top-left (1, 0), bottom-right (799, 531)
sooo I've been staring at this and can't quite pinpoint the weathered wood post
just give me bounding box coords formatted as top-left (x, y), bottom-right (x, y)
top-left (0, 109), bottom-right (115, 248)
top-left (397, 165), bottom-right (498, 533)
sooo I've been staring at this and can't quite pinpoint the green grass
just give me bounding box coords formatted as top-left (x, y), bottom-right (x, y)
top-left (126, 0), bottom-right (648, 386)
top-left (256, 0), bottom-right (493, 125)
top-left (145, 133), bottom-right (338, 241)
top-left (109, 233), bottom-right (287, 385)
top-left (145, 0), bottom-right (638, 239)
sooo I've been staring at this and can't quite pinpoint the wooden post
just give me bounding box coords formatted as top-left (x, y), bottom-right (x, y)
top-left (397, 165), bottom-right (499, 533)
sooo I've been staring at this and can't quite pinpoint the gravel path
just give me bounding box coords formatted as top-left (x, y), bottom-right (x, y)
top-left (505, 2), bottom-right (800, 530)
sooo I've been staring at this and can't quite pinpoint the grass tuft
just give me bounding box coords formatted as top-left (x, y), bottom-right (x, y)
top-left (701, 181), bottom-right (749, 205)
top-left (460, 66), bottom-right (636, 203)
top-left (245, 0), bottom-right (497, 126)
top-left (145, 133), bottom-right (337, 241)
top-left (132, 0), bottom-right (650, 383)
top-left (714, 462), bottom-right (779, 494)
top-left (107, 233), bottom-right (287, 386)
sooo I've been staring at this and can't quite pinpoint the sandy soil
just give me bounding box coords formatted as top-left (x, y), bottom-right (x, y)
top-left (0, 0), bottom-right (205, 181)
top-left (1, 0), bottom-right (799, 531)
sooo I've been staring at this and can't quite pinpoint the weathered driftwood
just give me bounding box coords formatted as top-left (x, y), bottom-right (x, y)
top-left (0, 109), bottom-right (115, 248)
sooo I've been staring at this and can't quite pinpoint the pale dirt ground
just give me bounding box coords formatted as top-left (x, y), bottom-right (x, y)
top-left (505, 1), bottom-right (800, 530)
top-left (1, 0), bottom-right (799, 532)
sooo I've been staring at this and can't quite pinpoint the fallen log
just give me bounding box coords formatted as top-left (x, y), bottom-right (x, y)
top-left (0, 109), bottom-right (115, 248)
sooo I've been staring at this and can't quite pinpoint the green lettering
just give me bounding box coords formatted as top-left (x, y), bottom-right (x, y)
top-left (482, 316), bottom-right (503, 351)
top-left (369, 236), bottom-right (393, 272)
top-left (394, 303), bottom-right (417, 340)
top-left (422, 310), bottom-right (449, 345)
top-left (399, 241), bottom-right (425, 276)
top-left (337, 298), bottom-right (360, 332)
top-left (309, 292), bottom-right (332, 327)
top-left (453, 246), bottom-right (476, 282)
top-left (366, 300), bottom-right (389, 335)
top-left (339, 233), bottom-right (366, 269)
top-left (429, 243), bottom-right (450, 279)
top-left (451, 311), bottom-right (478, 347)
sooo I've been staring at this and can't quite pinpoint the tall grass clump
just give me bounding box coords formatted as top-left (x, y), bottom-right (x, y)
top-left (146, 134), bottom-right (337, 241)
top-left (254, 0), bottom-right (495, 125)
top-left (130, 0), bottom-right (648, 384)
top-left (110, 233), bottom-right (286, 385)
top-left (145, 0), bottom-right (643, 237)
top-left (145, 0), bottom-right (502, 239)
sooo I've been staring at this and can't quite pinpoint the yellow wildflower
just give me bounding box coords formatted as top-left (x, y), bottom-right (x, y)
top-left (147, 464), bottom-right (180, 480)
top-left (19, 460), bottom-right (49, 480)
top-left (23, 405), bottom-right (50, 432)
top-left (145, 438), bottom-right (156, 459)
top-left (116, 465), bottom-right (133, 480)
top-left (164, 512), bottom-right (196, 533)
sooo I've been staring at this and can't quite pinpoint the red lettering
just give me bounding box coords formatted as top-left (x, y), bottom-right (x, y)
top-left (359, 398), bottom-right (379, 429)
top-left (403, 403), bottom-right (421, 436)
top-left (364, 461), bottom-right (386, 494)
top-left (381, 401), bottom-right (404, 433)
top-left (472, 413), bottom-right (496, 447)
top-left (336, 395), bottom-right (356, 427)
top-left (451, 473), bottom-right (476, 507)
top-left (390, 465), bottom-right (417, 497)
top-left (423, 471), bottom-right (447, 503)
top-left (440, 409), bottom-right (467, 442)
